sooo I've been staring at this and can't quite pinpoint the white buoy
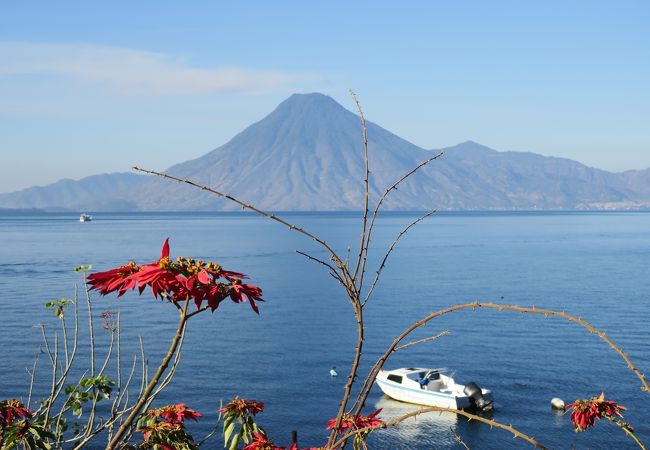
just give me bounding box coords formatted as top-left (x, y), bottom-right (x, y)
top-left (551, 397), bottom-right (565, 410)
top-left (330, 366), bottom-right (338, 377)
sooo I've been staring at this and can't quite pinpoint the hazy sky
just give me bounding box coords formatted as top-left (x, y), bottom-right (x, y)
top-left (1, 1), bottom-right (648, 193)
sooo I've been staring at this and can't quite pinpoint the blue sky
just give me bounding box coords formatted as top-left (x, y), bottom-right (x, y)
top-left (0, 1), bottom-right (648, 193)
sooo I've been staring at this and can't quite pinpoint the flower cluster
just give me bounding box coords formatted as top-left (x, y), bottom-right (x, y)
top-left (566, 392), bottom-right (629, 432)
top-left (243, 432), bottom-right (284, 450)
top-left (243, 432), bottom-right (319, 450)
top-left (87, 239), bottom-right (263, 313)
top-left (325, 409), bottom-right (383, 433)
top-left (136, 403), bottom-right (201, 450)
top-left (0, 399), bottom-right (34, 444)
top-left (219, 398), bottom-right (265, 417)
top-left (150, 403), bottom-right (202, 425)
top-left (326, 409), bottom-right (383, 450)
top-left (0, 399), bottom-right (32, 427)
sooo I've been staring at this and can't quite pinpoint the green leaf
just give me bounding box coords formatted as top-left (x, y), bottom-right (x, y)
top-left (222, 414), bottom-right (234, 433)
top-left (223, 421), bottom-right (236, 447)
top-left (228, 432), bottom-right (241, 450)
top-left (73, 264), bottom-right (92, 272)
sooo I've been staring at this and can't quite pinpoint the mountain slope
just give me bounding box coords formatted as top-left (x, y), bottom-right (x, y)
top-left (1, 93), bottom-right (649, 211)
top-left (0, 173), bottom-right (146, 211)
top-left (130, 93), bottom-right (433, 210)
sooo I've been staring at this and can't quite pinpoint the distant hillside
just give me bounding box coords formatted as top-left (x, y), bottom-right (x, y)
top-left (1, 93), bottom-right (649, 211)
top-left (0, 173), bottom-right (146, 211)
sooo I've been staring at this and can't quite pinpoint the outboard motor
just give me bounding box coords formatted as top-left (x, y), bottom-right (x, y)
top-left (463, 382), bottom-right (492, 410)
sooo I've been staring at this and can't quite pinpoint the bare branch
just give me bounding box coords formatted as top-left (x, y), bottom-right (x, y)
top-left (82, 274), bottom-right (96, 377)
top-left (37, 324), bottom-right (54, 366)
top-left (394, 330), bottom-right (449, 352)
top-left (296, 250), bottom-right (346, 286)
top-left (450, 427), bottom-right (471, 450)
top-left (186, 305), bottom-right (211, 319)
top-left (363, 209), bottom-right (436, 305)
top-left (198, 400), bottom-right (224, 446)
top-left (132, 166), bottom-right (353, 285)
top-left (26, 349), bottom-right (40, 409)
top-left (358, 152), bottom-right (443, 293)
top-left (349, 89), bottom-right (370, 287)
top-left (353, 301), bottom-right (649, 416)
top-left (327, 299), bottom-right (365, 449)
top-left (331, 406), bottom-right (547, 449)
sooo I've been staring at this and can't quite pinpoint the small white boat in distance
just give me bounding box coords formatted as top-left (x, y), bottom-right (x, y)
top-left (375, 368), bottom-right (493, 411)
top-left (79, 213), bottom-right (92, 222)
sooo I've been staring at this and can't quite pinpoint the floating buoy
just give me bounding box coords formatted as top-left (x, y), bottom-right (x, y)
top-left (551, 397), bottom-right (565, 410)
top-left (330, 366), bottom-right (338, 377)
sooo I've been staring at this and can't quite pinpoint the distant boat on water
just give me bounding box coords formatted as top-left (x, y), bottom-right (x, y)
top-left (79, 213), bottom-right (92, 222)
top-left (375, 368), bottom-right (493, 410)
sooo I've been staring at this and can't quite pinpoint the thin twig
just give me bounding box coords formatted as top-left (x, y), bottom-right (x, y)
top-left (106, 299), bottom-right (191, 449)
top-left (26, 349), bottom-right (40, 409)
top-left (296, 250), bottom-right (346, 286)
top-left (62, 314), bottom-right (70, 367)
top-left (138, 336), bottom-right (147, 399)
top-left (450, 427), bottom-right (470, 450)
top-left (358, 152), bottom-right (443, 293)
top-left (43, 334), bottom-right (59, 424)
top-left (327, 299), bottom-right (364, 448)
top-left (37, 324), bottom-right (54, 366)
top-left (394, 330), bottom-right (449, 351)
top-left (84, 275), bottom-right (95, 378)
top-left (349, 89), bottom-right (370, 287)
top-left (132, 166), bottom-right (353, 286)
top-left (363, 209), bottom-right (436, 305)
top-left (198, 400), bottom-right (224, 446)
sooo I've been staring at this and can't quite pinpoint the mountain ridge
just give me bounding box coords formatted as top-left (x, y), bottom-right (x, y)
top-left (1, 93), bottom-right (649, 211)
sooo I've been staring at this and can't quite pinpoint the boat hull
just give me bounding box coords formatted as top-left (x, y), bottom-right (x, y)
top-left (376, 378), bottom-right (471, 409)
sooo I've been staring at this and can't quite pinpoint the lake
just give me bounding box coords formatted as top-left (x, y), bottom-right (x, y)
top-left (0, 211), bottom-right (648, 449)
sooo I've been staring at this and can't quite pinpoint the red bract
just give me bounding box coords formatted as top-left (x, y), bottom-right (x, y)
top-left (86, 261), bottom-right (140, 297)
top-left (326, 409), bottom-right (383, 433)
top-left (229, 281), bottom-right (263, 314)
top-left (87, 238), bottom-right (264, 314)
top-left (137, 403), bottom-right (200, 449)
top-left (566, 393), bottom-right (627, 432)
top-left (326, 414), bottom-right (354, 432)
top-left (0, 399), bottom-right (32, 426)
top-left (141, 421), bottom-right (180, 440)
top-left (243, 433), bottom-right (320, 450)
top-left (243, 432), bottom-right (285, 450)
top-left (149, 403), bottom-right (201, 424)
top-left (219, 398), bottom-right (265, 416)
top-left (354, 408), bottom-right (383, 429)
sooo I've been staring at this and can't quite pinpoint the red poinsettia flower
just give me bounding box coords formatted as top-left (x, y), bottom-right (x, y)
top-left (141, 420), bottom-right (180, 440)
top-left (150, 403), bottom-right (201, 424)
top-left (354, 408), bottom-right (383, 428)
top-left (326, 414), bottom-right (353, 432)
top-left (87, 239), bottom-right (264, 314)
top-left (228, 280), bottom-right (264, 314)
top-left (566, 393), bottom-right (627, 432)
top-left (326, 409), bottom-right (383, 434)
top-left (0, 399), bottom-right (32, 426)
top-left (86, 261), bottom-right (141, 297)
top-left (243, 432), bottom-right (286, 450)
top-left (219, 398), bottom-right (265, 416)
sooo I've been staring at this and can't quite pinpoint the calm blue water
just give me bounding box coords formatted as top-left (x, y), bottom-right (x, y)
top-left (0, 211), bottom-right (648, 449)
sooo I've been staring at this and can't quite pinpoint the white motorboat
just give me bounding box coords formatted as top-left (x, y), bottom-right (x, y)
top-left (79, 213), bottom-right (92, 222)
top-left (375, 367), bottom-right (493, 410)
